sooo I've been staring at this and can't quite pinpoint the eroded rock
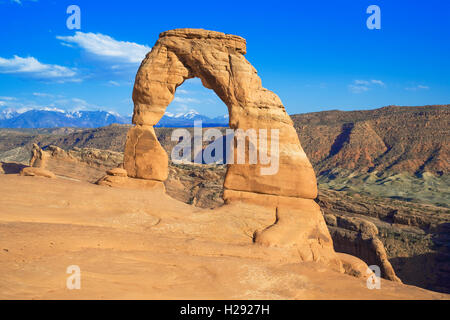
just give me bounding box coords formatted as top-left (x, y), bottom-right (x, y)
top-left (20, 167), bottom-right (56, 179)
top-left (337, 252), bottom-right (370, 278)
top-left (30, 143), bottom-right (48, 168)
top-left (125, 28), bottom-right (317, 199)
top-left (253, 203), bottom-right (343, 272)
top-left (106, 167), bottom-right (128, 177)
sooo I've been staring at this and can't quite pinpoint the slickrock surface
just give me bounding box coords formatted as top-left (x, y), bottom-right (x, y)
top-left (0, 174), bottom-right (447, 300)
top-left (41, 145), bottom-right (122, 183)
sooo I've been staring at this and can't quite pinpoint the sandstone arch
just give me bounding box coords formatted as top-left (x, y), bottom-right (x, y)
top-left (123, 29), bottom-right (344, 270)
top-left (124, 28), bottom-right (317, 200)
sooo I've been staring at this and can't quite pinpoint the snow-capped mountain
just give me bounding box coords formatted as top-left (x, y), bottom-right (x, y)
top-left (0, 108), bottom-right (131, 128)
top-left (0, 107), bottom-right (228, 128)
top-left (0, 108), bottom-right (20, 120)
top-left (156, 110), bottom-right (228, 127)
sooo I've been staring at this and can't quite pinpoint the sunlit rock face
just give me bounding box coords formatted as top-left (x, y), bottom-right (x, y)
top-left (125, 28), bottom-right (317, 199)
top-left (123, 28), bottom-right (344, 270)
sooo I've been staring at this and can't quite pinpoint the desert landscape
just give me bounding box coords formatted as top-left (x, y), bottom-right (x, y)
top-left (1, 103), bottom-right (449, 299)
top-left (1, 3), bottom-right (449, 302)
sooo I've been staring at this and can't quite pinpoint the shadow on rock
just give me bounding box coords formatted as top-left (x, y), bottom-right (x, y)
top-left (0, 162), bottom-right (27, 174)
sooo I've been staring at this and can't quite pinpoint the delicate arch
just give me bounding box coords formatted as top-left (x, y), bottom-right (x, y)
top-left (124, 29), bottom-right (317, 200)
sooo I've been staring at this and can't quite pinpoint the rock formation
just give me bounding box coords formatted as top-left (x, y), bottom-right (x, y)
top-left (20, 143), bottom-right (55, 178)
top-left (123, 28), bottom-right (344, 271)
top-left (323, 212), bottom-right (401, 282)
top-left (29, 143), bottom-right (48, 168)
top-left (124, 28), bottom-right (317, 199)
top-left (20, 166), bottom-right (56, 178)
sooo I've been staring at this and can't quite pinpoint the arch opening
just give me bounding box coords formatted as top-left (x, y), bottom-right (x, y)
top-left (155, 77), bottom-right (232, 167)
top-left (124, 28), bottom-right (318, 201)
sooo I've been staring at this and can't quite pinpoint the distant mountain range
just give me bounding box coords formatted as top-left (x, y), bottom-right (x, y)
top-left (0, 108), bottom-right (130, 128)
top-left (0, 108), bottom-right (229, 128)
top-left (156, 110), bottom-right (228, 127)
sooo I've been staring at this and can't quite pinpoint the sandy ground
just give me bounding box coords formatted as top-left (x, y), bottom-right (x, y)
top-left (0, 174), bottom-right (448, 300)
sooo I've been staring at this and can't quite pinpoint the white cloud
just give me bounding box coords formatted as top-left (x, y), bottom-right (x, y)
top-left (348, 79), bottom-right (385, 93)
top-left (7, 0), bottom-right (37, 5)
top-left (0, 95), bottom-right (112, 115)
top-left (0, 97), bottom-right (17, 108)
top-left (59, 42), bottom-right (75, 48)
top-left (354, 80), bottom-right (369, 85)
top-left (405, 85), bottom-right (429, 91)
top-left (108, 80), bottom-right (120, 86)
top-left (56, 32), bottom-right (151, 64)
top-left (173, 96), bottom-right (201, 104)
top-left (33, 92), bottom-right (54, 98)
top-left (51, 97), bottom-right (110, 112)
top-left (348, 84), bottom-right (369, 93)
top-left (0, 96), bottom-right (16, 101)
top-left (71, 98), bottom-right (88, 105)
top-left (371, 79), bottom-right (385, 86)
top-left (0, 55), bottom-right (78, 82)
top-left (10, 0), bottom-right (37, 3)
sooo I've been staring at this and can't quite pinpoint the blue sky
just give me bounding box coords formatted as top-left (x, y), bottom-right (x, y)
top-left (0, 0), bottom-right (449, 118)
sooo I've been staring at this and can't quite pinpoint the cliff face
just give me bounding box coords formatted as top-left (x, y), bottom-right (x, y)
top-left (292, 105), bottom-right (449, 176)
top-left (317, 189), bottom-right (450, 293)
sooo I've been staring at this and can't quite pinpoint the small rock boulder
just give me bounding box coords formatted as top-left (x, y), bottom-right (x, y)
top-left (337, 252), bottom-right (369, 278)
top-left (106, 167), bottom-right (128, 177)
